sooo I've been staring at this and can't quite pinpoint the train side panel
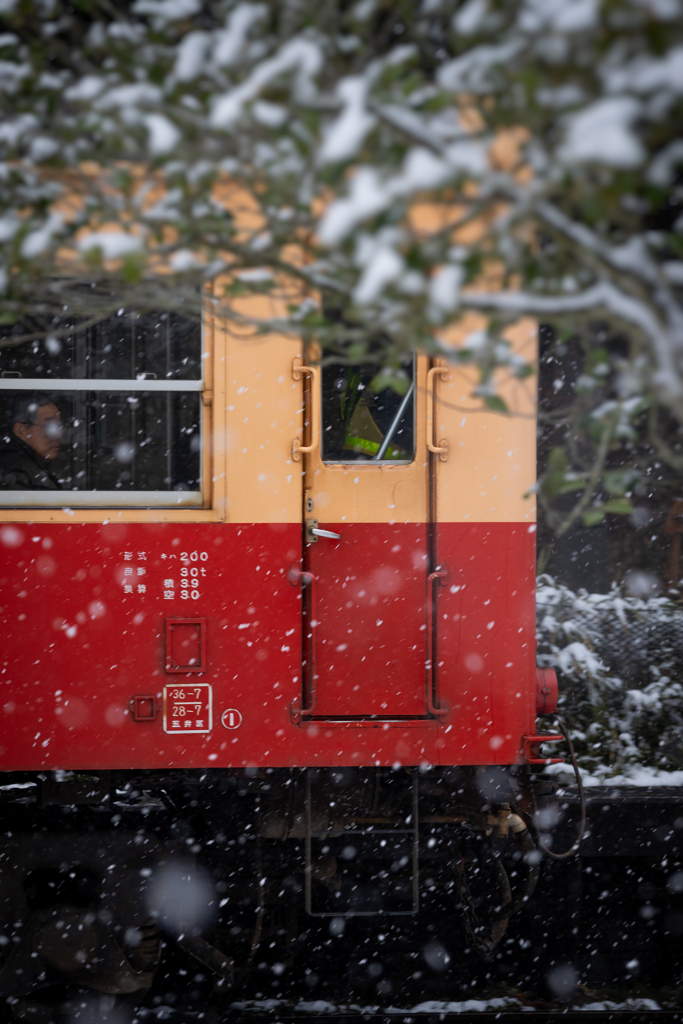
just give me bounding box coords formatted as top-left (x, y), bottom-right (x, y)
top-left (0, 320), bottom-right (539, 770)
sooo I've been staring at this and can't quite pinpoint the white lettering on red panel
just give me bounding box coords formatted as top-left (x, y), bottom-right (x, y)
top-left (118, 549), bottom-right (210, 601)
top-left (163, 683), bottom-right (212, 734)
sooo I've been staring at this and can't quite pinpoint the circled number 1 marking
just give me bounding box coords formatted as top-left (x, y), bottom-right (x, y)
top-left (221, 708), bottom-right (242, 730)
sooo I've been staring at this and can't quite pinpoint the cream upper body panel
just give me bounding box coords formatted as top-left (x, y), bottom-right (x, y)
top-left (221, 301), bottom-right (303, 524)
top-left (222, 312), bottom-right (537, 526)
top-left (435, 316), bottom-right (537, 524)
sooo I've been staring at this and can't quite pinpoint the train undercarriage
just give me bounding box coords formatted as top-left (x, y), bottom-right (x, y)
top-left (0, 768), bottom-right (681, 1020)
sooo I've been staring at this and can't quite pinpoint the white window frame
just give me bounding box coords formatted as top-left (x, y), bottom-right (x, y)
top-left (0, 376), bottom-right (204, 508)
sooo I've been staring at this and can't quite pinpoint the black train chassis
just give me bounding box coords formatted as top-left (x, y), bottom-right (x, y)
top-left (0, 767), bottom-right (680, 1014)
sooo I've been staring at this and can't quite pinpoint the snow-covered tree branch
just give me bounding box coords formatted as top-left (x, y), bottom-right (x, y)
top-left (1, 0), bottom-right (683, 534)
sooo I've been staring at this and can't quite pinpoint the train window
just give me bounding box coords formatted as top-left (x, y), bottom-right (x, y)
top-left (0, 311), bottom-right (203, 505)
top-left (321, 360), bottom-right (415, 463)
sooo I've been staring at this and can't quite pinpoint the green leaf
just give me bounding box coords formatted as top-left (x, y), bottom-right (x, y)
top-left (370, 368), bottom-right (410, 395)
top-left (83, 246), bottom-right (103, 267)
top-left (122, 252), bottom-right (144, 285)
top-left (541, 448), bottom-right (589, 499)
top-left (583, 509), bottom-right (605, 527)
top-left (513, 363), bottom-right (535, 380)
top-left (557, 479), bottom-right (585, 495)
top-left (584, 347), bottom-right (610, 374)
top-left (483, 394), bottom-right (509, 413)
top-left (604, 469), bottom-right (639, 496)
top-left (542, 476), bottom-right (584, 501)
top-left (547, 447), bottom-right (568, 473)
top-left (602, 497), bottom-right (633, 515)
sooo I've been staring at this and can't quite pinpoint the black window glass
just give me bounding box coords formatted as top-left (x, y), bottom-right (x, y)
top-left (321, 361), bottom-right (415, 463)
top-left (0, 311), bottom-right (201, 381)
top-left (0, 391), bottom-right (200, 493)
top-left (0, 311), bottom-right (201, 495)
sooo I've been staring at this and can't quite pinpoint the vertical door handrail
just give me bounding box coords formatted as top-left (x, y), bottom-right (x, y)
top-left (290, 566), bottom-right (317, 721)
top-left (426, 568), bottom-right (449, 719)
top-left (427, 365), bottom-right (449, 461)
top-left (292, 356), bottom-right (320, 460)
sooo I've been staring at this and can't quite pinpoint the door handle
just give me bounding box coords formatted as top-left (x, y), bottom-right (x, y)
top-left (292, 356), bottom-right (320, 461)
top-left (427, 365), bottom-right (449, 461)
top-left (305, 518), bottom-right (341, 543)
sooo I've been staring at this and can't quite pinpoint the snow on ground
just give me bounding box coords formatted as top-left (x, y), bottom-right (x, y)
top-left (227, 996), bottom-right (663, 1013)
top-left (545, 762), bottom-right (683, 787)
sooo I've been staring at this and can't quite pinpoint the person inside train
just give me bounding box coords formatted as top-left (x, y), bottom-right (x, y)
top-left (0, 392), bottom-right (62, 489)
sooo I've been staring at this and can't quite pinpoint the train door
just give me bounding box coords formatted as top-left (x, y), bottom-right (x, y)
top-left (294, 353), bottom-right (432, 719)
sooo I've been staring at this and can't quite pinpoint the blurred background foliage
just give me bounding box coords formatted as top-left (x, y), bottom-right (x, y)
top-left (0, 0), bottom-right (682, 547)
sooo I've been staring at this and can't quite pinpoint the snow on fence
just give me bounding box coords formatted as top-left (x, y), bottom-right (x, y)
top-left (536, 576), bottom-right (683, 781)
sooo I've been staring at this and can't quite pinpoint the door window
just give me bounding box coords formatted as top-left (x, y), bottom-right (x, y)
top-left (321, 360), bottom-right (415, 464)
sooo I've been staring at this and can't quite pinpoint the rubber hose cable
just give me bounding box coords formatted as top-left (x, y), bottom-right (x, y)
top-left (537, 716), bottom-right (587, 860)
top-left (487, 851), bottom-right (512, 947)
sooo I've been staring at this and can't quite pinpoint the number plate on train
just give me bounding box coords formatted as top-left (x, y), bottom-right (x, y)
top-left (163, 684), bottom-right (212, 734)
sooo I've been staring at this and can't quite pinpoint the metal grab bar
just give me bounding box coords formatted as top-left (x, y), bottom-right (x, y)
top-left (373, 381), bottom-right (415, 461)
top-left (426, 568), bottom-right (449, 719)
top-left (427, 366), bottom-right (449, 461)
top-left (292, 356), bottom-right (320, 460)
top-left (289, 566), bottom-right (317, 720)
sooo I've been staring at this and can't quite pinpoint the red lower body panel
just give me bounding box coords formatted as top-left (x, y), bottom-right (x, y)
top-left (307, 523), bottom-right (428, 717)
top-left (0, 521), bottom-right (535, 770)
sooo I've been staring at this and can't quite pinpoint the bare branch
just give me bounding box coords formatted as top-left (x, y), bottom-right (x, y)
top-left (554, 410), bottom-right (617, 539)
top-left (461, 281), bottom-right (681, 399)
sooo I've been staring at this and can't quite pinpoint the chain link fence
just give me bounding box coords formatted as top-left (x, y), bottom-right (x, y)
top-left (536, 576), bottom-right (683, 776)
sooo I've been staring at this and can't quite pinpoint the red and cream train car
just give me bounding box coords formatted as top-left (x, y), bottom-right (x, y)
top-left (0, 300), bottom-right (558, 1001)
top-left (0, 311), bottom-right (544, 770)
